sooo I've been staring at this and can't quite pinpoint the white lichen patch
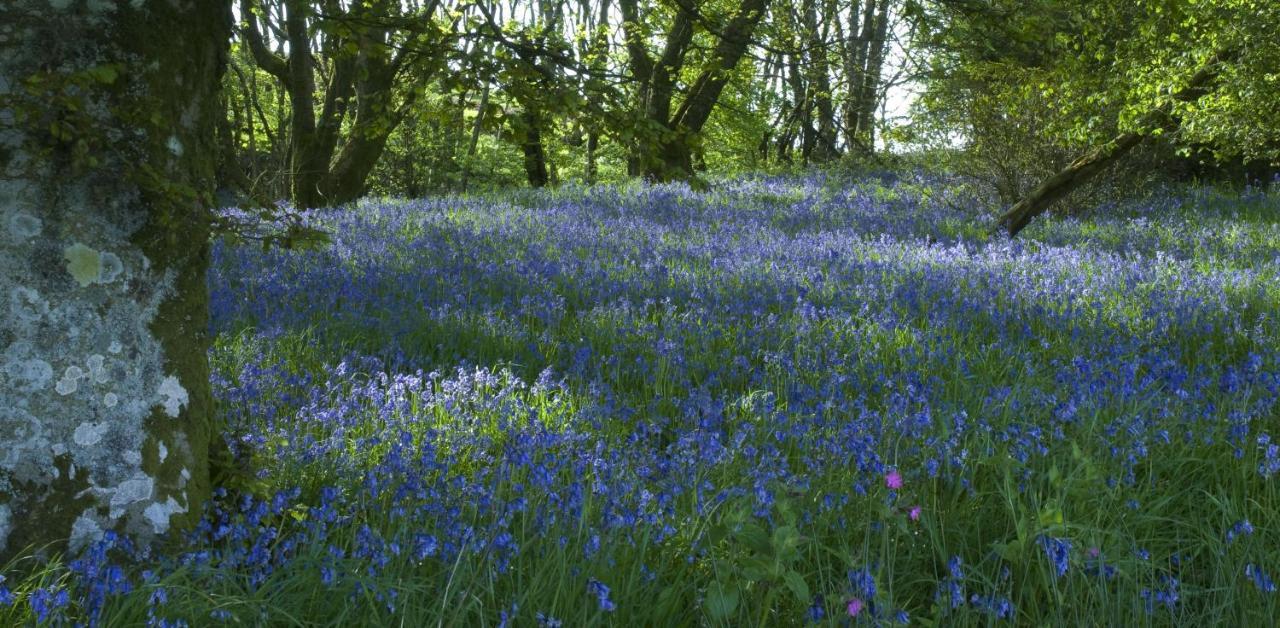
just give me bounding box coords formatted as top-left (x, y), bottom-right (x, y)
top-left (55, 375), bottom-right (78, 395)
top-left (68, 512), bottom-right (103, 552)
top-left (143, 496), bottom-right (186, 534)
top-left (166, 136), bottom-right (183, 157)
top-left (72, 421), bottom-right (109, 447)
top-left (98, 252), bottom-right (123, 284)
top-left (108, 340), bottom-right (122, 354)
top-left (103, 392), bottom-right (118, 407)
top-left (0, 407), bottom-right (46, 469)
top-left (110, 477), bottom-right (154, 515)
top-left (4, 357), bottom-right (52, 392)
top-left (55, 365), bottom-right (85, 395)
top-left (157, 375), bottom-right (188, 417)
top-left (158, 441), bottom-right (168, 463)
top-left (9, 286), bottom-right (48, 322)
top-left (87, 355), bottom-right (104, 371)
top-left (64, 243), bottom-right (102, 287)
top-left (7, 212), bottom-right (40, 240)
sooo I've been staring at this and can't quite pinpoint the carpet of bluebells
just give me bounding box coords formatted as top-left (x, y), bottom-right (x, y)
top-left (4, 173), bottom-right (1280, 626)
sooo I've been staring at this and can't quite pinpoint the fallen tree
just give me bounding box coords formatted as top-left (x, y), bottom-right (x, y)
top-left (997, 50), bottom-right (1235, 237)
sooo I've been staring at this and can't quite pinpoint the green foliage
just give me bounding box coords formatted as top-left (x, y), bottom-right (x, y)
top-left (908, 0), bottom-right (1280, 206)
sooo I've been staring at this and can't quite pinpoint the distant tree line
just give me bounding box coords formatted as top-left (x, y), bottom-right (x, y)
top-left (220, 0), bottom-right (909, 205)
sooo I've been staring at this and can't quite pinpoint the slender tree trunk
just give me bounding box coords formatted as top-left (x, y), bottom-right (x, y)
top-left (280, 0), bottom-right (327, 209)
top-left (858, 0), bottom-right (891, 151)
top-left (519, 109), bottom-right (550, 188)
top-left (808, 0), bottom-right (839, 160)
top-left (461, 82), bottom-right (490, 192)
top-left (1, 0), bottom-right (230, 560)
top-left (586, 132), bottom-right (600, 184)
top-left (843, 0), bottom-right (874, 152)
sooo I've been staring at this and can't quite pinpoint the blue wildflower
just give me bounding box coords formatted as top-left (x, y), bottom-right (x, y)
top-left (1040, 536), bottom-right (1072, 578)
top-left (587, 578), bottom-right (616, 612)
top-left (1245, 564), bottom-right (1277, 593)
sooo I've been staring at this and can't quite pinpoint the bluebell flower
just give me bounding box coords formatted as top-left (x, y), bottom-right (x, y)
top-left (1227, 519), bottom-right (1255, 543)
top-left (1245, 564), bottom-right (1277, 593)
top-left (587, 578), bottom-right (616, 612)
top-left (1040, 536), bottom-right (1072, 578)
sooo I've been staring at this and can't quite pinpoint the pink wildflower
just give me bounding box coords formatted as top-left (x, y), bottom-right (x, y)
top-left (885, 469), bottom-right (903, 490)
top-left (909, 505), bottom-right (922, 521)
top-left (847, 597), bottom-right (865, 617)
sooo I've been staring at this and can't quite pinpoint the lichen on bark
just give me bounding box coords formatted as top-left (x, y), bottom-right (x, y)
top-left (0, 0), bottom-right (231, 561)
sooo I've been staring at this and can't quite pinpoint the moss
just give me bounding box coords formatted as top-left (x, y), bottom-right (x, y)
top-left (2, 454), bottom-right (95, 561)
top-left (122, 0), bottom-right (231, 535)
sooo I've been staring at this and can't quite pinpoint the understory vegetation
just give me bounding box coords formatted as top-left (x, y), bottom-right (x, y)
top-left (4, 173), bottom-right (1280, 625)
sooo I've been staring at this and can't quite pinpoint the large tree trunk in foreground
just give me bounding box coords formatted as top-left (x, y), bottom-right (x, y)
top-left (0, 0), bottom-right (230, 560)
top-left (998, 51), bottom-right (1234, 237)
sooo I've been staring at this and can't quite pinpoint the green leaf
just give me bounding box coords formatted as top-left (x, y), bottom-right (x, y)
top-left (705, 582), bottom-right (739, 620)
top-left (1038, 504), bottom-right (1064, 528)
top-left (782, 571), bottom-right (810, 603)
top-left (739, 555), bottom-right (775, 581)
top-left (734, 524), bottom-right (773, 556)
top-left (772, 525), bottom-right (802, 562)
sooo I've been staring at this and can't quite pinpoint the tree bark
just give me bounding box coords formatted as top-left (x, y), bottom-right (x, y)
top-left (461, 82), bottom-right (490, 192)
top-left (641, 0), bottom-right (771, 181)
top-left (843, 0), bottom-right (889, 154)
top-left (586, 132), bottom-right (600, 184)
top-left (518, 109), bottom-right (551, 188)
top-left (806, 0), bottom-right (839, 161)
top-left (1, 0), bottom-right (230, 560)
top-left (240, 0), bottom-right (440, 207)
top-left (857, 0), bottom-right (891, 150)
top-left (997, 133), bottom-right (1144, 236)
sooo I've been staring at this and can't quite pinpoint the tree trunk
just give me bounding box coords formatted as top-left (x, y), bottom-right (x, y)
top-left (519, 109), bottom-right (550, 188)
top-left (280, 0), bottom-right (327, 209)
top-left (241, 0), bottom-right (435, 208)
top-left (997, 133), bottom-right (1144, 236)
top-left (460, 82), bottom-right (490, 192)
top-left (857, 0), bottom-right (891, 151)
top-left (806, 0), bottom-right (839, 161)
top-left (586, 132), bottom-right (600, 184)
top-left (0, 0), bottom-right (230, 560)
top-left (641, 0), bottom-right (771, 181)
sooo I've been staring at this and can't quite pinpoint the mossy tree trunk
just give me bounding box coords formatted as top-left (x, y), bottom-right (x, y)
top-left (0, 0), bottom-right (231, 561)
